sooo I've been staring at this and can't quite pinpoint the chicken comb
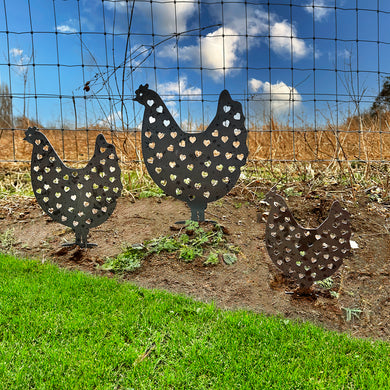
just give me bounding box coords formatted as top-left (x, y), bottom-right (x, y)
top-left (264, 190), bottom-right (352, 290)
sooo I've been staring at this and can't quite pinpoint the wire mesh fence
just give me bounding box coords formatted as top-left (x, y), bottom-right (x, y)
top-left (1, 0), bottom-right (390, 164)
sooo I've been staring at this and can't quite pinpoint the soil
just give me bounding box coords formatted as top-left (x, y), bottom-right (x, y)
top-left (1, 188), bottom-right (390, 341)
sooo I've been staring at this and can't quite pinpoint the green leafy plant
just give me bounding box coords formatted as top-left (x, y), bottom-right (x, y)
top-left (315, 277), bottom-right (334, 289)
top-left (0, 228), bottom-right (17, 254)
top-left (102, 244), bottom-right (146, 272)
top-left (103, 221), bottom-right (240, 272)
top-left (204, 251), bottom-right (219, 265)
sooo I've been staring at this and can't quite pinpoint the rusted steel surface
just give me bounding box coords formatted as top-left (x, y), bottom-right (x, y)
top-left (265, 188), bottom-right (351, 288)
top-left (134, 84), bottom-right (248, 222)
top-left (24, 127), bottom-right (122, 247)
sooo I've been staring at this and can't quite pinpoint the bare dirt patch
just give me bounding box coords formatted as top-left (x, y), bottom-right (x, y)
top-left (1, 189), bottom-right (390, 340)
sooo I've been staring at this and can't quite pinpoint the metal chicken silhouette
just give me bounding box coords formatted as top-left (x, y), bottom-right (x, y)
top-left (265, 188), bottom-right (351, 290)
top-left (134, 84), bottom-right (248, 222)
top-left (24, 127), bottom-right (122, 247)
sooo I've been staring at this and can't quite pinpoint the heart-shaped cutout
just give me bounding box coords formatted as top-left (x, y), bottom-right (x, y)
top-left (234, 112), bottom-right (241, 120)
top-left (223, 120), bottom-right (230, 127)
top-left (189, 136), bottom-right (196, 143)
top-left (203, 139), bottom-right (211, 147)
top-left (158, 132), bottom-right (165, 139)
top-left (223, 105), bottom-right (231, 113)
top-left (147, 99), bottom-right (154, 106)
top-left (149, 116), bottom-right (156, 124)
top-left (234, 128), bottom-right (241, 136)
top-left (163, 119), bottom-right (170, 127)
top-left (170, 132), bottom-right (177, 138)
top-left (156, 105), bottom-right (163, 113)
top-left (179, 154), bottom-right (186, 161)
top-left (221, 136), bottom-right (229, 143)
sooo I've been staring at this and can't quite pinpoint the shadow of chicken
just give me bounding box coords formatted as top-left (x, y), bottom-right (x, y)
top-left (264, 187), bottom-right (351, 291)
top-left (134, 84), bottom-right (248, 221)
top-left (24, 127), bottom-right (122, 247)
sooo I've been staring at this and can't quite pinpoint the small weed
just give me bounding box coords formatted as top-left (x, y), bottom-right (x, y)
top-left (102, 244), bottom-right (145, 272)
top-left (104, 221), bottom-right (239, 272)
top-left (147, 236), bottom-right (181, 254)
top-left (179, 246), bottom-right (203, 262)
top-left (342, 307), bottom-right (362, 322)
top-left (330, 291), bottom-right (340, 299)
top-left (204, 251), bottom-right (219, 265)
top-left (0, 228), bottom-right (17, 254)
top-left (284, 187), bottom-right (303, 197)
top-left (315, 277), bottom-right (334, 289)
top-left (222, 253), bottom-right (237, 265)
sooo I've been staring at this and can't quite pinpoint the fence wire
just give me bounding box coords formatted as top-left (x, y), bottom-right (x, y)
top-left (1, 0), bottom-right (390, 163)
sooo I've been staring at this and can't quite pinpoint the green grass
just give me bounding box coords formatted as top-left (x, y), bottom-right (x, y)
top-left (0, 253), bottom-right (390, 389)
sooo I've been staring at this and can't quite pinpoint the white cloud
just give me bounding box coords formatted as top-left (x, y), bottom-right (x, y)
top-left (98, 110), bottom-right (122, 127)
top-left (10, 48), bottom-right (23, 57)
top-left (249, 79), bottom-right (263, 92)
top-left (270, 21), bottom-right (308, 59)
top-left (157, 77), bottom-right (201, 123)
top-left (151, 0), bottom-right (196, 34)
top-left (179, 27), bottom-right (241, 81)
top-left (161, 6), bottom-right (309, 81)
top-left (249, 78), bottom-right (302, 116)
top-left (106, 0), bottom-right (196, 35)
top-left (10, 48), bottom-right (30, 75)
top-left (57, 25), bottom-right (77, 33)
top-left (304, 0), bottom-right (331, 21)
top-left (158, 77), bottom-right (201, 100)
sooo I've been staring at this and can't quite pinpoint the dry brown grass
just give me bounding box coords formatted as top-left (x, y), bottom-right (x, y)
top-left (2, 111), bottom-right (390, 164)
top-left (0, 128), bottom-right (142, 164)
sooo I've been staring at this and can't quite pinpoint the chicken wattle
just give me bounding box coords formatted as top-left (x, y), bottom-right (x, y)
top-left (134, 84), bottom-right (248, 221)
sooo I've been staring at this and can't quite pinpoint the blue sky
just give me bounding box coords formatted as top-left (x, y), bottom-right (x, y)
top-left (1, 0), bottom-right (390, 131)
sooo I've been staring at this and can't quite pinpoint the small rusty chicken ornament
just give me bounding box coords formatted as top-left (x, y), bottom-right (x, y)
top-left (264, 187), bottom-right (351, 293)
